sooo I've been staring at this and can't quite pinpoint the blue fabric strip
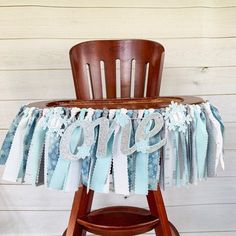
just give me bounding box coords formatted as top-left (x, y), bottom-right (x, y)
top-left (28, 118), bottom-right (48, 185)
top-left (90, 110), bottom-right (114, 192)
top-left (134, 110), bottom-right (150, 195)
top-left (195, 108), bottom-right (208, 179)
top-left (49, 157), bottom-right (71, 189)
top-left (18, 109), bottom-right (40, 180)
top-left (49, 109), bottom-right (87, 190)
top-left (45, 133), bottom-right (61, 186)
top-left (0, 102), bottom-right (225, 193)
top-left (82, 109), bottom-right (103, 187)
top-left (0, 105), bottom-right (27, 165)
top-left (148, 110), bottom-right (161, 190)
top-left (127, 110), bottom-right (137, 192)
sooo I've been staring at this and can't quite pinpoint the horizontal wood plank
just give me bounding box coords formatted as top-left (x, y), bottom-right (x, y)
top-left (0, 8), bottom-right (235, 39)
top-left (2, 231), bottom-right (235, 236)
top-left (180, 233), bottom-right (236, 236)
top-left (0, 184), bottom-right (73, 210)
top-left (0, 0), bottom-right (235, 8)
top-left (0, 38), bottom-right (235, 70)
top-left (0, 210), bottom-right (69, 234)
top-left (224, 123), bottom-right (236, 150)
top-left (0, 204), bottom-right (235, 234)
top-left (0, 67), bottom-right (236, 100)
top-left (0, 70), bottom-right (75, 100)
top-left (161, 67), bottom-right (236, 96)
top-left (167, 204), bottom-right (236, 232)
top-left (0, 177), bottom-right (235, 211)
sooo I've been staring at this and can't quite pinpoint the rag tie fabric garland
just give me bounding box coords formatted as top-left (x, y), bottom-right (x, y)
top-left (0, 101), bottom-right (224, 195)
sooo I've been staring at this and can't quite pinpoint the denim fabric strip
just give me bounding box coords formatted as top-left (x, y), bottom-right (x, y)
top-left (173, 132), bottom-right (179, 186)
top-left (127, 110), bottom-right (137, 192)
top-left (0, 105), bottom-right (27, 165)
top-left (186, 119), bottom-right (192, 183)
top-left (18, 109), bottom-right (40, 181)
top-left (64, 108), bottom-right (93, 191)
top-left (82, 110), bottom-right (103, 190)
top-left (189, 106), bottom-right (197, 184)
top-left (158, 109), bottom-right (166, 189)
top-left (148, 109), bottom-right (161, 190)
top-left (45, 132), bottom-right (61, 186)
top-left (186, 112), bottom-right (194, 184)
top-left (90, 110), bottom-right (114, 193)
top-left (178, 131), bottom-right (189, 186)
top-left (148, 136), bottom-right (161, 190)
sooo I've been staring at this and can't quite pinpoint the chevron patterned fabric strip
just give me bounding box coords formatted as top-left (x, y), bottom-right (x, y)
top-left (0, 101), bottom-right (224, 195)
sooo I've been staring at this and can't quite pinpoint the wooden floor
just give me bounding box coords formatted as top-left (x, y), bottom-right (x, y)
top-left (0, 150), bottom-right (235, 236)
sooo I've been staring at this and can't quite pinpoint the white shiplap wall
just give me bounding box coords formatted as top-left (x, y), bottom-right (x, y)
top-left (0, 1), bottom-right (236, 235)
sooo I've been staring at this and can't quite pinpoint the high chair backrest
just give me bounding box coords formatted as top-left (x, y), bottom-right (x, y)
top-left (70, 39), bottom-right (165, 99)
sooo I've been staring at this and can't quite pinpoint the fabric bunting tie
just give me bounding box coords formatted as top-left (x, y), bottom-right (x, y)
top-left (0, 101), bottom-right (224, 194)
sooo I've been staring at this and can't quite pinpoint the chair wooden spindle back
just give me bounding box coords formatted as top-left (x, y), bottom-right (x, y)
top-left (70, 39), bottom-right (165, 99)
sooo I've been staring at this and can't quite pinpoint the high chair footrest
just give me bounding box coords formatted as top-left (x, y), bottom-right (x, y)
top-left (77, 206), bottom-right (159, 236)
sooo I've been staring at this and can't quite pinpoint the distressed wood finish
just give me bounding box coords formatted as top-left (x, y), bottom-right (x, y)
top-left (1, 38), bottom-right (236, 70)
top-left (1, 67), bottom-right (236, 100)
top-left (1, 1), bottom-right (236, 7)
top-left (0, 8), bottom-right (235, 39)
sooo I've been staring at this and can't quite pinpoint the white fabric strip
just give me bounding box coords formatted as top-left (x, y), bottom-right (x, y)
top-left (204, 102), bottom-right (224, 171)
top-left (44, 133), bottom-right (50, 186)
top-left (102, 109), bottom-right (116, 193)
top-left (63, 160), bottom-right (81, 191)
top-left (64, 108), bottom-right (94, 191)
top-left (2, 108), bottom-right (33, 182)
top-left (163, 125), bottom-right (175, 188)
top-left (112, 126), bottom-right (129, 195)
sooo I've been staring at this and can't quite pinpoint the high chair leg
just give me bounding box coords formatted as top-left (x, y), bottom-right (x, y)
top-left (66, 186), bottom-right (94, 236)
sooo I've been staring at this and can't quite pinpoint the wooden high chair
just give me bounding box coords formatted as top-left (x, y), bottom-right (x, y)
top-left (64, 39), bottom-right (179, 236)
